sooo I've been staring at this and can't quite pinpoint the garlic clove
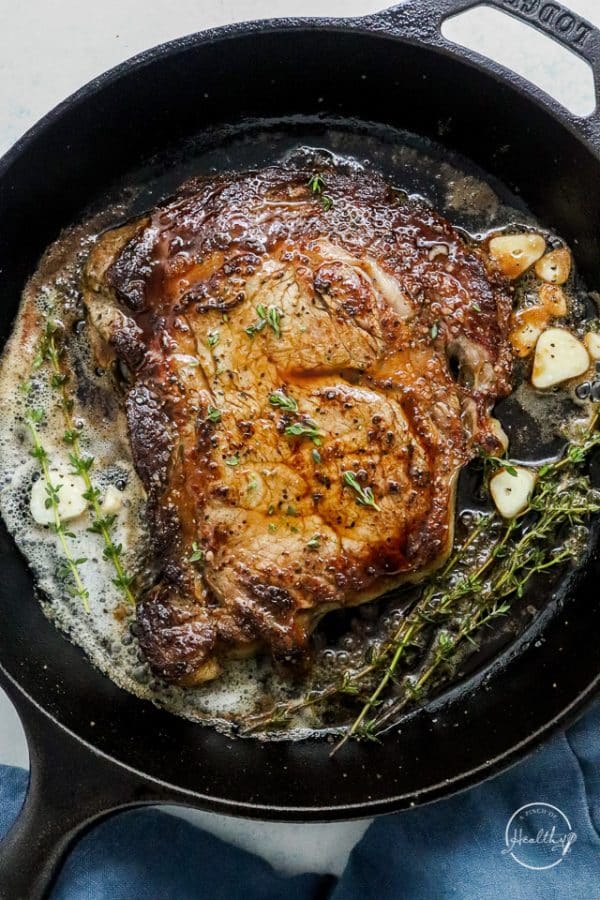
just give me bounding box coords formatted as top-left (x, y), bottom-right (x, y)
top-left (535, 248), bottom-right (571, 285)
top-left (510, 319), bottom-right (544, 358)
top-left (531, 328), bottom-right (590, 389)
top-left (538, 283), bottom-right (567, 317)
top-left (30, 469), bottom-right (87, 525)
top-left (488, 233), bottom-right (546, 280)
top-left (100, 484), bottom-right (123, 515)
top-left (489, 416), bottom-right (509, 454)
top-left (584, 331), bottom-right (600, 361)
top-left (490, 466), bottom-right (537, 519)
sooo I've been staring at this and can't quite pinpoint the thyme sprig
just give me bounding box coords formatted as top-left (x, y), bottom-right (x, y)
top-left (36, 315), bottom-right (135, 604)
top-left (25, 406), bottom-right (90, 611)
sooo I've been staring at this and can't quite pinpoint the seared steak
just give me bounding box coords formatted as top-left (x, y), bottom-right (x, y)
top-left (83, 166), bottom-right (512, 683)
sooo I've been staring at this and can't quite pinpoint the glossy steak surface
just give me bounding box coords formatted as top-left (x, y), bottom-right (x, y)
top-left (84, 166), bottom-right (512, 683)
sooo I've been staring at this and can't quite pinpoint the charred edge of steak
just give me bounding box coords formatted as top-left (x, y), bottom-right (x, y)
top-left (137, 586), bottom-right (217, 681)
top-left (125, 385), bottom-right (172, 490)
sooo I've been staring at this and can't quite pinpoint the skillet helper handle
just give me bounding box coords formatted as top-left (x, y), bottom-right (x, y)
top-left (375, 0), bottom-right (600, 143)
top-left (0, 689), bottom-right (161, 900)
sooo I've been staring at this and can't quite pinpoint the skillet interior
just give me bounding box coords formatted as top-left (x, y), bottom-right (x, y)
top-left (1, 22), bottom-right (600, 818)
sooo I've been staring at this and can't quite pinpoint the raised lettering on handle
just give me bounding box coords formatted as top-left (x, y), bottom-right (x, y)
top-left (495, 0), bottom-right (594, 50)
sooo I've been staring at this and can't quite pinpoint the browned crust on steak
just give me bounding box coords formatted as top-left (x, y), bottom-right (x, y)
top-left (83, 165), bottom-right (513, 683)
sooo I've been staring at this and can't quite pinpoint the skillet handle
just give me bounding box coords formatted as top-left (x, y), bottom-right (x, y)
top-left (372, 0), bottom-right (600, 141)
top-left (0, 685), bottom-right (164, 900)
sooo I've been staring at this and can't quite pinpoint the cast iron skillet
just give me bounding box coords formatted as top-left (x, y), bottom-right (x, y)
top-left (1, 0), bottom-right (600, 896)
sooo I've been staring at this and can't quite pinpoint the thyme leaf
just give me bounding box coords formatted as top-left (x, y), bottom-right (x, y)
top-left (269, 390), bottom-right (298, 413)
top-left (246, 305), bottom-right (282, 338)
top-left (342, 471), bottom-right (381, 511)
top-left (308, 173), bottom-right (325, 194)
top-left (189, 542), bottom-right (205, 565)
top-left (284, 421), bottom-right (322, 445)
top-left (483, 454), bottom-right (518, 477)
top-left (308, 173), bottom-right (333, 211)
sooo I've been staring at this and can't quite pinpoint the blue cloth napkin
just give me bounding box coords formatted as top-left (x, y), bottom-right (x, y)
top-left (1, 701), bottom-right (599, 899)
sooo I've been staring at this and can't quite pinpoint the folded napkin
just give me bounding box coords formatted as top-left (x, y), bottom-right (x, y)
top-left (1, 700), bottom-right (599, 899)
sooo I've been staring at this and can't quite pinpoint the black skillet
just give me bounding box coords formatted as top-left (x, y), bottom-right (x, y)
top-left (1, 0), bottom-right (600, 897)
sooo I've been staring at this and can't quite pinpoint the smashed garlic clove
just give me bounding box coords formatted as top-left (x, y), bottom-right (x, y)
top-left (535, 248), bottom-right (571, 285)
top-left (30, 470), bottom-right (87, 525)
top-left (584, 331), bottom-right (600, 361)
top-left (532, 328), bottom-right (590, 389)
top-left (490, 466), bottom-right (537, 519)
top-left (489, 416), bottom-right (509, 454)
top-left (538, 283), bottom-right (567, 317)
top-left (488, 233), bottom-right (546, 280)
top-left (510, 319), bottom-right (544, 358)
top-left (101, 485), bottom-right (123, 515)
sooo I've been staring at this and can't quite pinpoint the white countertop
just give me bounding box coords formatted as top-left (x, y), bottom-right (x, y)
top-left (0, 0), bottom-right (597, 878)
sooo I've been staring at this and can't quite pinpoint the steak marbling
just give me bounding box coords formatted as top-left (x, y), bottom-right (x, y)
top-left (83, 166), bottom-right (512, 683)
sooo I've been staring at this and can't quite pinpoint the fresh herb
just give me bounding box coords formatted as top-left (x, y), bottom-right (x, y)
top-left (306, 534), bottom-right (321, 550)
top-left (245, 312), bottom-right (266, 337)
top-left (269, 390), bottom-right (298, 413)
top-left (34, 313), bottom-right (135, 604)
top-left (483, 454), bottom-right (518, 477)
top-left (342, 471), bottom-right (381, 511)
top-left (308, 173), bottom-right (325, 194)
top-left (246, 305), bottom-right (282, 338)
top-left (286, 504), bottom-right (298, 517)
top-left (285, 421), bottom-right (322, 445)
top-left (24, 406), bottom-right (90, 611)
top-left (268, 523), bottom-right (277, 533)
top-left (311, 448), bottom-right (322, 464)
top-left (308, 173), bottom-right (333, 211)
top-left (224, 454), bottom-right (239, 467)
top-left (430, 322), bottom-right (439, 340)
top-left (189, 542), bottom-right (205, 565)
top-left (266, 307), bottom-right (281, 337)
top-left (207, 331), bottom-right (220, 348)
top-left (207, 405), bottom-right (222, 423)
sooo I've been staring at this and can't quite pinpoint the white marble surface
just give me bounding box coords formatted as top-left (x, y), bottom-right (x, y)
top-left (0, 0), bottom-right (598, 878)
